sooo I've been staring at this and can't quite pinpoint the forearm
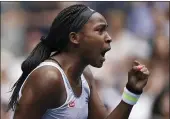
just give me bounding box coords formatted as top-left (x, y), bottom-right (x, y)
top-left (105, 100), bottom-right (133, 119)
top-left (104, 85), bottom-right (142, 119)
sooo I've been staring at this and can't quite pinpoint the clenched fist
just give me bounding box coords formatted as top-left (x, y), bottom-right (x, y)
top-left (126, 60), bottom-right (150, 94)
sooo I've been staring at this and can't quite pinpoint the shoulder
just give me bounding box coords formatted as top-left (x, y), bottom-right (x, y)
top-left (14, 65), bottom-right (66, 118)
top-left (27, 65), bottom-right (63, 92)
top-left (20, 64), bottom-right (65, 107)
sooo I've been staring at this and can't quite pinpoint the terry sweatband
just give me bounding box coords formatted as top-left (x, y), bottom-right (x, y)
top-left (122, 87), bottom-right (141, 105)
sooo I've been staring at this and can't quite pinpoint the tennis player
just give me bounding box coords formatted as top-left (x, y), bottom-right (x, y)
top-left (8, 4), bottom-right (150, 119)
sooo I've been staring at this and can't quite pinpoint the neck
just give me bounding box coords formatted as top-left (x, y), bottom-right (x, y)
top-left (51, 51), bottom-right (87, 84)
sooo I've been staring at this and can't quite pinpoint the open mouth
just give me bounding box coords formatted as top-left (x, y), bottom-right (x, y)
top-left (101, 51), bottom-right (105, 57)
top-left (101, 47), bottom-right (110, 57)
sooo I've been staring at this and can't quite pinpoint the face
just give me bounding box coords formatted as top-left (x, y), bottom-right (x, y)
top-left (78, 12), bottom-right (112, 68)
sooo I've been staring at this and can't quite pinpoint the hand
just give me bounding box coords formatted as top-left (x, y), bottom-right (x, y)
top-left (126, 60), bottom-right (150, 94)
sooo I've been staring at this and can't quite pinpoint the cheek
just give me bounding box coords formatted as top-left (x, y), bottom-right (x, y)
top-left (87, 38), bottom-right (103, 58)
top-left (88, 33), bottom-right (104, 48)
top-left (80, 32), bottom-right (104, 58)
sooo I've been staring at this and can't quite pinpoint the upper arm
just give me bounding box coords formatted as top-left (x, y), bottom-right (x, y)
top-left (84, 66), bottom-right (108, 119)
top-left (14, 66), bottom-right (64, 119)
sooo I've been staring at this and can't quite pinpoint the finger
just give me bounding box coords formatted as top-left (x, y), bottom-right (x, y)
top-left (133, 65), bottom-right (144, 71)
top-left (140, 70), bottom-right (150, 79)
top-left (141, 78), bottom-right (148, 87)
top-left (133, 60), bottom-right (141, 66)
top-left (134, 69), bottom-right (149, 80)
top-left (140, 67), bottom-right (147, 72)
top-left (143, 70), bottom-right (150, 77)
top-left (137, 65), bottom-right (144, 71)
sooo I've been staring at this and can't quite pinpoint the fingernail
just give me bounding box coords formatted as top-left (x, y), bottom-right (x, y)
top-left (137, 66), bottom-right (143, 70)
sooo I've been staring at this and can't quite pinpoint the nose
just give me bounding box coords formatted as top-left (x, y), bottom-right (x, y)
top-left (104, 32), bottom-right (112, 51)
top-left (105, 32), bottom-right (112, 43)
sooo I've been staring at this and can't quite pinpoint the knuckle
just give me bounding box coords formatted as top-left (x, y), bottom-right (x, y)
top-left (143, 71), bottom-right (149, 76)
top-left (148, 71), bottom-right (150, 75)
top-left (146, 71), bottom-right (149, 75)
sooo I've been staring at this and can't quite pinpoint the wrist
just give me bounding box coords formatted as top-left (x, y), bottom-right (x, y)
top-left (126, 83), bottom-right (143, 95)
top-left (122, 87), bottom-right (141, 105)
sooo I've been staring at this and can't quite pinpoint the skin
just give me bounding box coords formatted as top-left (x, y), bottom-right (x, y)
top-left (13, 12), bottom-right (150, 119)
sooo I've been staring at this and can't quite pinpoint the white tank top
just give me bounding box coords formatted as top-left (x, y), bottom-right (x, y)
top-left (18, 61), bottom-right (90, 119)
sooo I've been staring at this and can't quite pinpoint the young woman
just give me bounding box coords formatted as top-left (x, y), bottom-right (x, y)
top-left (8, 4), bottom-right (150, 119)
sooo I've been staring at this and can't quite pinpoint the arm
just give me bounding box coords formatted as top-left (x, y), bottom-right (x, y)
top-left (13, 66), bottom-right (65, 119)
top-left (85, 61), bottom-right (150, 119)
top-left (84, 67), bottom-right (132, 119)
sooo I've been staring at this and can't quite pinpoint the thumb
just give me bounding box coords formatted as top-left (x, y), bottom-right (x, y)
top-left (133, 60), bottom-right (141, 66)
top-left (132, 60), bottom-right (143, 72)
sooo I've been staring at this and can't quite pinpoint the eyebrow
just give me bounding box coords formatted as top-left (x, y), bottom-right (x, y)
top-left (95, 23), bottom-right (108, 29)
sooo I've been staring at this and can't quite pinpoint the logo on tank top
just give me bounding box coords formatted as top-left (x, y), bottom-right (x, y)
top-left (68, 101), bottom-right (75, 108)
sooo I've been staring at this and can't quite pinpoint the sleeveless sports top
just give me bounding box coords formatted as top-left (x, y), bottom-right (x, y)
top-left (18, 61), bottom-right (90, 119)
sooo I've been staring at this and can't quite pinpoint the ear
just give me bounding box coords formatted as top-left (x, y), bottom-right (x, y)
top-left (69, 32), bottom-right (80, 45)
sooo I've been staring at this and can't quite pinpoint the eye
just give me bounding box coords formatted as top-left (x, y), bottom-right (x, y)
top-left (96, 27), bottom-right (106, 35)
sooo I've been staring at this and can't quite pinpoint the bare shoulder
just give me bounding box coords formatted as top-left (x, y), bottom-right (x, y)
top-left (24, 65), bottom-right (63, 94)
top-left (20, 65), bottom-right (65, 109)
top-left (13, 65), bottom-right (66, 118)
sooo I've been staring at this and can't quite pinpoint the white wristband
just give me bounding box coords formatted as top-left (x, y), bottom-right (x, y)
top-left (122, 87), bottom-right (141, 105)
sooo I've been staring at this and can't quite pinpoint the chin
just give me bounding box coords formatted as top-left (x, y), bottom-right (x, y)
top-left (95, 65), bottom-right (103, 68)
top-left (90, 61), bottom-right (104, 68)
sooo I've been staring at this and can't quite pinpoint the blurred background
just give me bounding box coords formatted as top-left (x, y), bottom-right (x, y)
top-left (1, 1), bottom-right (169, 119)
